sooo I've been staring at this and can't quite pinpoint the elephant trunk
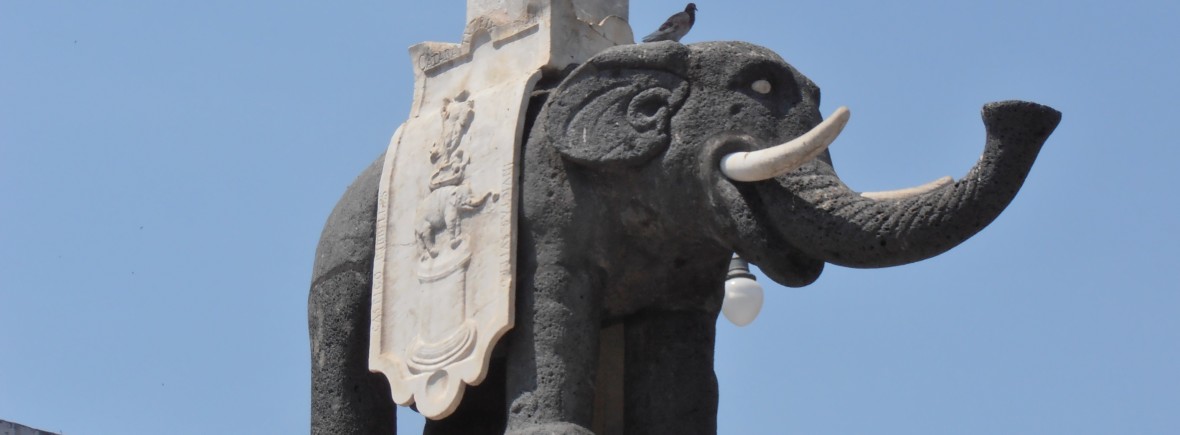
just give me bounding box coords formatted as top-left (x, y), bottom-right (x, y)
top-left (756, 100), bottom-right (1061, 268)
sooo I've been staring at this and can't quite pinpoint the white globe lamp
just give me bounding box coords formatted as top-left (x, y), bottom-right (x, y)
top-left (722, 255), bottom-right (764, 327)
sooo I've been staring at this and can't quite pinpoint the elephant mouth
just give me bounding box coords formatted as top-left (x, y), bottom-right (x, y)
top-left (701, 130), bottom-right (831, 287)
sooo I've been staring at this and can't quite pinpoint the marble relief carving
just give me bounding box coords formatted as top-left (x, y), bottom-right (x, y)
top-left (370, 9), bottom-right (540, 421)
top-left (368, 0), bottom-right (633, 420)
top-left (409, 94), bottom-right (496, 374)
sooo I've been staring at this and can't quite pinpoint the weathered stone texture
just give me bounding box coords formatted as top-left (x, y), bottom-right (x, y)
top-left (309, 156), bottom-right (395, 435)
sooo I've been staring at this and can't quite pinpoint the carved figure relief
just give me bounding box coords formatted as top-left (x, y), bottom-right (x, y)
top-left (368, 32), bottom-right (535, 415)
top-left (414, 94), bottom-right (494, 261)
top-left (364, 2), bottom-right (625, 420)
top-left (409, 94), bottom-right (496, 373)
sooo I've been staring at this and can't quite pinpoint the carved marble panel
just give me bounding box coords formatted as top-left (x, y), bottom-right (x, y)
top-left (370, 0), bottom-right (631, 420)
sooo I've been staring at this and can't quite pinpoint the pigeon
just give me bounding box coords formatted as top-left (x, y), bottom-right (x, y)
top-left (642, 3), bottom-right (698, 43)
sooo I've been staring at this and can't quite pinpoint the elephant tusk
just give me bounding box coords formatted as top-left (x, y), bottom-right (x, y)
top-left (859, 176), bottom-right (955, 200)
top-left (720, 106), bottom-right (850, 182)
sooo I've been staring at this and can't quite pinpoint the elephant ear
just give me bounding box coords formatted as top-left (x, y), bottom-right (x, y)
top-left (546, 42), bottom-right (690, 168)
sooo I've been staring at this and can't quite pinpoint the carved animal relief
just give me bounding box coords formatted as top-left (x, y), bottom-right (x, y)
top-left (368, 7), bottom-right (566, 419)
top-left (408, 94), bottom-right (499, 373)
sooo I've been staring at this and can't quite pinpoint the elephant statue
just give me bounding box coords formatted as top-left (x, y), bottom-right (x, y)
top-left (308, 41), bottom-right (1060, 434)
top-left (414, 184), bottom-right (494, 260)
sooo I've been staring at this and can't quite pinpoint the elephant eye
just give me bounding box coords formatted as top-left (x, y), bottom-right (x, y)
top-left (751, 79), bottom-right (772, 95)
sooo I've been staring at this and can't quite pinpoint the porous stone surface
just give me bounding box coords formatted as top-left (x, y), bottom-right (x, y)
top-left (308, 155), bottom-right (394, 435)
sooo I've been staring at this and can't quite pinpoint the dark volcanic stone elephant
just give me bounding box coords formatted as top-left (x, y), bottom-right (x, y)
top-left (308, 41), bottom-right (1061, 434)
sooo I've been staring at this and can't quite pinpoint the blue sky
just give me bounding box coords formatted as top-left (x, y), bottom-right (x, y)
top-left (2, 1), bottom-right (1177, 434)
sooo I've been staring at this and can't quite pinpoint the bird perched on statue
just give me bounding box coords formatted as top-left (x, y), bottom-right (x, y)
top-left (642, 3), bottom-right (697, 43)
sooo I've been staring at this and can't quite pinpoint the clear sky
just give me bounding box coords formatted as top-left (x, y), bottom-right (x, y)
top-left (2, 1), bottom-right (1177, 434)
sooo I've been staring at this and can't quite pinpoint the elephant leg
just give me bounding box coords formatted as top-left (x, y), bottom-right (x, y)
top-left (309, 155), bottom-right (397, 435)
top-left (445, 199), bottom-right (462, 248)
top-left (416, 223), bottom-right (434, 259)
top-left (624, 309), bottom-right (718, 434)
top-left (504, 256), bottom-right (601, 434)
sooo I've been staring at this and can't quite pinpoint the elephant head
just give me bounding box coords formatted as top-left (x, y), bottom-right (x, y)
top-left (536, 41), bottom-right (1060, 291)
